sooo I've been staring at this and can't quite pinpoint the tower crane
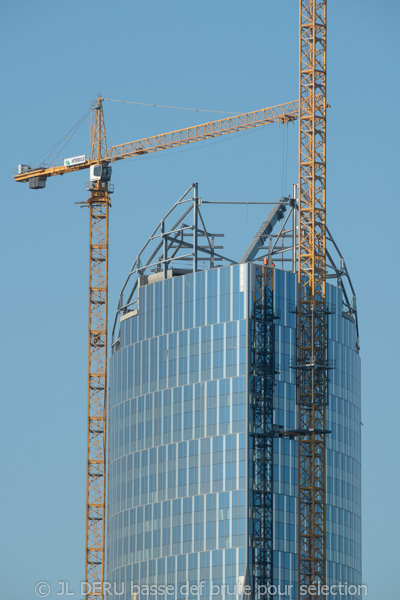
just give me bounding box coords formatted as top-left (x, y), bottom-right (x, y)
top-left (14, 98), bottom-right (298, 600)
top-left (296, 1), bottom-right (328, 597)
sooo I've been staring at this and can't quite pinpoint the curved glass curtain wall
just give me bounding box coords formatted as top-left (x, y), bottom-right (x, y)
top-left (108, 264), bottom-right (361, 600)
top-left (109, 264), bottom-right (250, 600)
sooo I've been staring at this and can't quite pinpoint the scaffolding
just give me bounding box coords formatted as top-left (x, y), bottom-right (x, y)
top-left (250, 265), bottom-right (279, 598)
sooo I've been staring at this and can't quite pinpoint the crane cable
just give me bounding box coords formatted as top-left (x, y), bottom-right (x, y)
top-left (103, 97), bottom-right (240, 115)
top-left (34, 107), bottom-right (91, 167)
top-left (281, 124), bottom-right (289, 196)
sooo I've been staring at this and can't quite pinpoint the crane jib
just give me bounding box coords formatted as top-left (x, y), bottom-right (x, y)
top-left (14, 100), bottom-right (299, 186)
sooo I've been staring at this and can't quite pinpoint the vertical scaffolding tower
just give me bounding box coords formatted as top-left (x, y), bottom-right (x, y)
top-left (297, 0), bottom-right (328, 597)
top-left (251, 265), bottom-right (278, 597)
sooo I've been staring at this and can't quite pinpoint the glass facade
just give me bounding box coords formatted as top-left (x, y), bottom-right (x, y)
top-left (108, 264), bottom-right (361, 599)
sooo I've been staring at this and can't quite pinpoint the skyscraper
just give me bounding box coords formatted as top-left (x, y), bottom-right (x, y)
top-left (107, 184), bottom-right (361, 599)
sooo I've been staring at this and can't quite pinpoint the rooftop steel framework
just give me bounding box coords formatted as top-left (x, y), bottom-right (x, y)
top-left (113, 186), bottom-right (358, 347)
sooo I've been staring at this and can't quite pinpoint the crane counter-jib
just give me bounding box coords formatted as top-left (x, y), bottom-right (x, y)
top-left (14, 160), bottom-right (95, 183)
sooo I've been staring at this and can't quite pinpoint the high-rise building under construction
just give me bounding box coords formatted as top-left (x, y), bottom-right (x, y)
top-left (107, 185), bottom-right (361, 599)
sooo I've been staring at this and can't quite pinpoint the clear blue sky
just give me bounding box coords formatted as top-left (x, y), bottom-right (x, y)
top-left (1, 1), bottom-right (399, 599)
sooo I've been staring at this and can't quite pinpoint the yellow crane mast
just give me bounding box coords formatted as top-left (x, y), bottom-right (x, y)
top-left (297, 0), bottom-right (328, 597)
top-left (14, 99), bottom-right (297, 600)
top-left (85, 96), bottom-right (110, 599)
